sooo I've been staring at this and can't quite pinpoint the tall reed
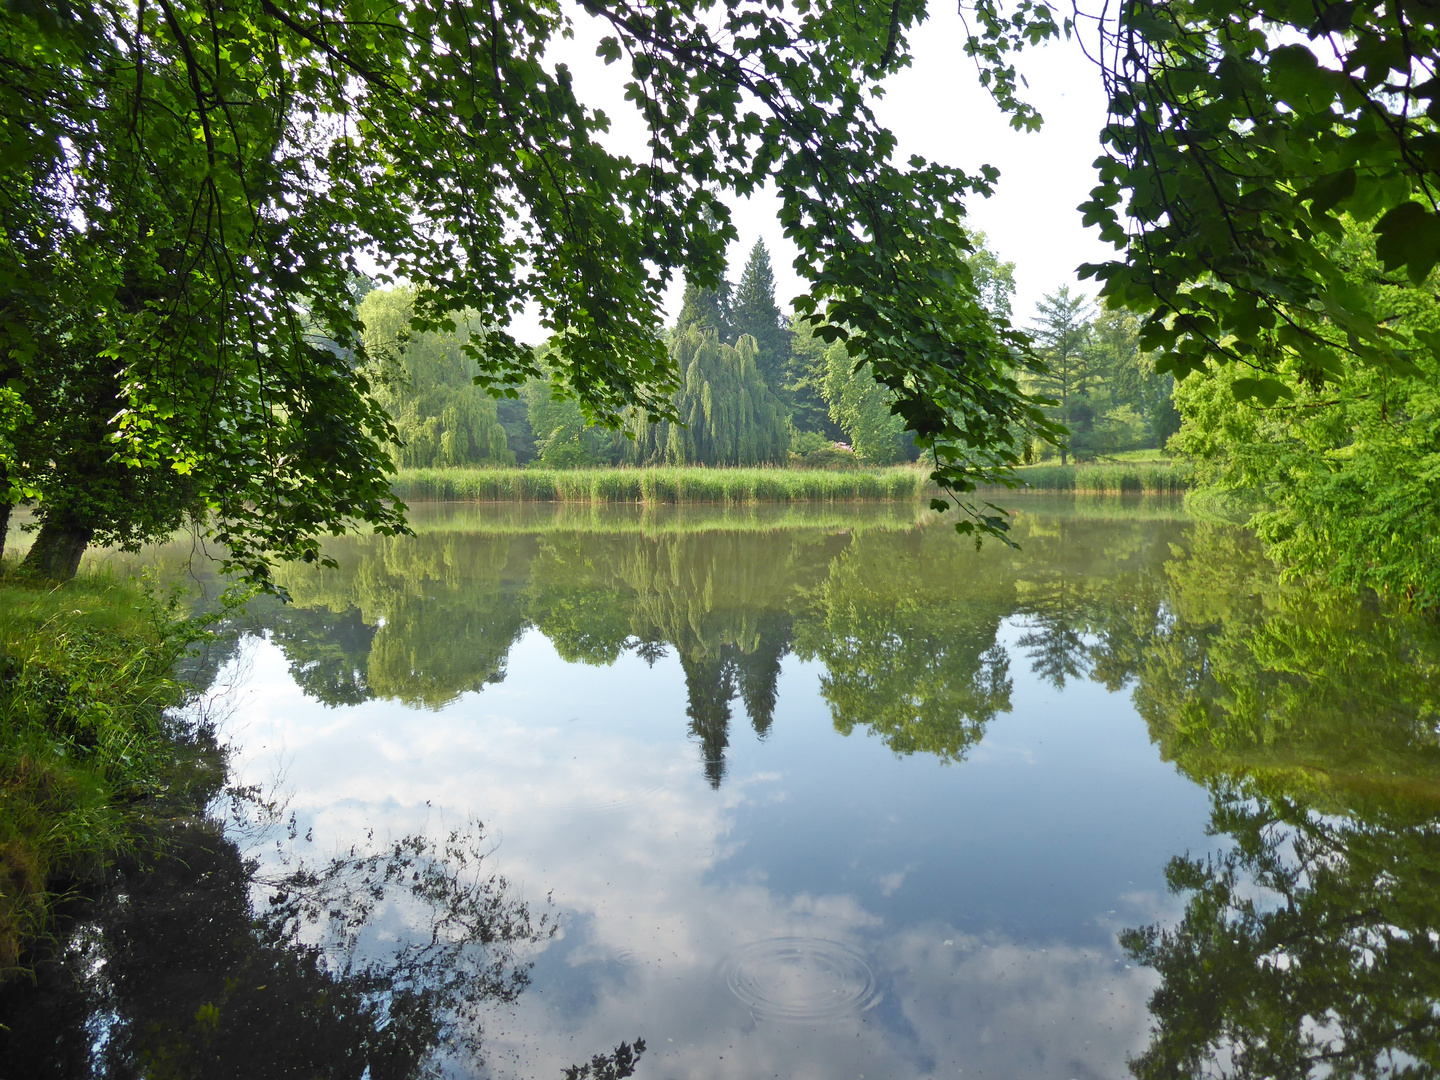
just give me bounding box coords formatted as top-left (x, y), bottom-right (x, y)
top-left (1004, 462), bottom-right (1193, 495)
top-left (391, 466), bottom-right (929, 504)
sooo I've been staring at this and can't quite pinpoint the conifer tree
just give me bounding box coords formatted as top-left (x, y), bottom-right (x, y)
top-left (731, 240), bottom-right (790, 392)
top-left (1029, 286), bottom-right (1097, 465)
top-left (783, 316), bottom-right (844, 439)
top-left (676, 275), bottom-right (732, 342)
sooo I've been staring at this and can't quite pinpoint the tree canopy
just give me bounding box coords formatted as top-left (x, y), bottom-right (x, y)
top-left (358, 289), bottom-right (513, 469)
top-left (2, 0), bottom-right (1052, 583)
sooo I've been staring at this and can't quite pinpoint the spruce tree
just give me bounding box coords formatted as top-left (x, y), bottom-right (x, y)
top-left (1029, 286), bottom-right (1097, 465)
top-left (731, 240), bottom-right (790, 391)
top-left (677, 274), bottom-right (733, 342)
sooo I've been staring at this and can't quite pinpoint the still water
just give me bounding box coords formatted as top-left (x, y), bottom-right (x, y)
top-left (12, 497), bottom-right (1440, 1078)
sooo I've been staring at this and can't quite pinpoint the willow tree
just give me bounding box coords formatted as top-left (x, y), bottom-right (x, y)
top-left (626, 328), bottom-right (789, 466)
top-left (358, 289), bottom-right (512, 469)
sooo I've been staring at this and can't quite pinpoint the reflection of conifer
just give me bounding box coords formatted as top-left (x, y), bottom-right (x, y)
top-left (1015, 523), bottom-right (1095, 689)
top-left (732, 615), bottom-right (792, 739)
top-left (630, 636), bottom-right (670, 667)
top-left (1016, 612), bottom-right (1090, 689)
top-left (678, 645), bottom-right (737, 789)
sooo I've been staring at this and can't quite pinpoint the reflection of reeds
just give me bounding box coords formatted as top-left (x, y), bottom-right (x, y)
top-left (1000, 462), bottom-right (1194, 495)
top-left (399, 499), bottom-right (940, 535)
top-left (391, 466), bottom-right (930, 504)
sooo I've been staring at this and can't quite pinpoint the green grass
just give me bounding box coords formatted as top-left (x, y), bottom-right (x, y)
top-left (390, 465), bottom-right (929, 504)
top-left (1004, 461), bottom-right (1194, 494)
top-left (0, 568), bottom-right (198, 977)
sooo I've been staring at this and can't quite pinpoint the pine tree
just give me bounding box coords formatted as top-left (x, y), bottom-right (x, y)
top-left (731, 240), bottom-right (790, 391)
top-left (783, 315), bottom-right (844, 439)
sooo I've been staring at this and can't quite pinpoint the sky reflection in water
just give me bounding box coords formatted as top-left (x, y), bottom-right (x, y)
top-left (94, 498), bottom-right (1440, 1077)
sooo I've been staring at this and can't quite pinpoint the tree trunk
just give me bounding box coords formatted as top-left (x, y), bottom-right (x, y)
top-left (1060, 446), bottom-right (1068, 466)
top-left (0, 501), bottom-right (10, 561)
top-left (22, 519), bottom-right (94, 581)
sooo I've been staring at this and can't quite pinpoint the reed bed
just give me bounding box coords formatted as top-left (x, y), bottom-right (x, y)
top-left (391, 466), bottom-right (929, 504)
top-left (1006, 461), bottom-right (1193, 495)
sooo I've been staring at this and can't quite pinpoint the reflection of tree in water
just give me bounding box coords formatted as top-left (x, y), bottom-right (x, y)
top-left (1012, 514), bottom-right (1180, 691)
top-left (793, 527), bottom-right (1018, 763)
top-left (680, 643), bottom-right (735, 788)
top-left (527, 531), bottom-right (826, 785)
top-left (271, 603), bottom-right (376, 706)
top-left (275, 532), bottom-right (532, 709)
top-left (1127, 784), bottom-right (1440, 1079)
top-left (0, 776), bottom-right (554, 1078)
top-left (734, 613), bottom-right (791, 740)
top-left (676, 615), bottom-right (793, 786)
top-left (1117, 524), bottom-right (1440, 1078)
top-left (250, 508), bottom-right (1196, 783)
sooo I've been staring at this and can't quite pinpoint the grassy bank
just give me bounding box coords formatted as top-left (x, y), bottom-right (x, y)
top-left (0, 570), bottom-right (196, 976)
top-left (1007, 460), bottom-right (1193, 494)
top-left (391, 465), bottom-right (928, 504)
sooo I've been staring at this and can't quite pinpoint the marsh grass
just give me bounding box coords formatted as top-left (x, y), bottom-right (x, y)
top-left (0, 568), bottom-right (198, 976)
top-left (1005, 461), bottom-right (1193, 495)
top-left (391, 466), bottom-right (929, 504)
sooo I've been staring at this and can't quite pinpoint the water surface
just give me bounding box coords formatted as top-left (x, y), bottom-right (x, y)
top-left (11, 496), bottom-right (1440, 1078)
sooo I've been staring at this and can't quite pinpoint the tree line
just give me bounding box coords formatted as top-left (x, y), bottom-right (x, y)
top-left (357, 239), bottom-right (928, 472)
top-left (2, 0), bottom-right (1436, 606)
top-left (365, 236), bottom-right (1192, 473)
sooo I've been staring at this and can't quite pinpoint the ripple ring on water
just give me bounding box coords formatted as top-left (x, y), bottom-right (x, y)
top-left (724, 937), bottom-right (881, 1023)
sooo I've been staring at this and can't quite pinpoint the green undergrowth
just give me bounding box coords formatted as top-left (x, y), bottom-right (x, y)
top-left (0, 568), bottom-right (208, 978)
top-left (1005, 461), bottom-right (1193, 494)
top-left (390, 465), bottom-right (929, 504)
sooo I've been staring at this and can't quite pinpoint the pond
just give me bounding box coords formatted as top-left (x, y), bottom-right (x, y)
top-left (8, 495), bottom-right (1440, 1078)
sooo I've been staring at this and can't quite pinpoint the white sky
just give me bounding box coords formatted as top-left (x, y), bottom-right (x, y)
top-left (516, 3), bottom-right (1114, 343)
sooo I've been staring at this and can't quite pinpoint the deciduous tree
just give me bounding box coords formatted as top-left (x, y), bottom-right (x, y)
top-left (1, 0), bottom-right (1051, 583)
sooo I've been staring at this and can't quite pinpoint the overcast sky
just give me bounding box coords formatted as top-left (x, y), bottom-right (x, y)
top-left (519, 4), bottom-right (1114, 343)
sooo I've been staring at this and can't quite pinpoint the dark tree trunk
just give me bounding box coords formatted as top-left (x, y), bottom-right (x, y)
top-left (0, 500), bottom-right (10, 561)
top-left (22, 519), bottom-right (94, 581)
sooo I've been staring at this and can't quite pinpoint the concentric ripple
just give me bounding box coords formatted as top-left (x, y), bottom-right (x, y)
top-left (566, 778), bottom-right (673, 814)
top-left (723, 937), bottom-right (881, 1022)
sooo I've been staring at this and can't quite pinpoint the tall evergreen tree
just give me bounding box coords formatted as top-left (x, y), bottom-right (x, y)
top-left (783, 316), bottom-right (845, 440)
top-left (676, 276), bottom-right (732, 342)
top-left (1030, 286), bottom-right (1097, 465)
top-left (731, 240), bottom-right (790, 392)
